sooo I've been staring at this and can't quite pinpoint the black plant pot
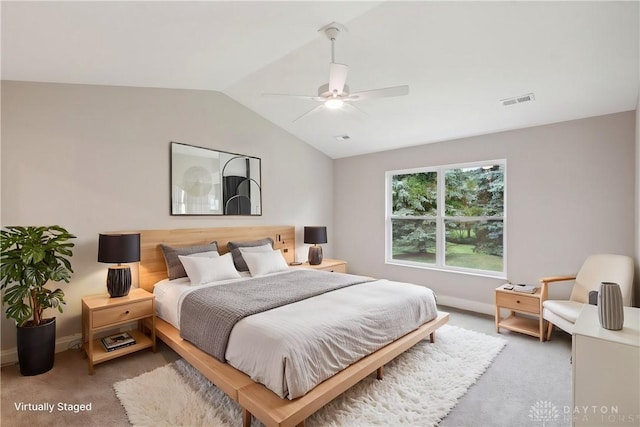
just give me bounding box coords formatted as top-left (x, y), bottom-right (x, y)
top-left (17, 318), bottom-right (56, 376)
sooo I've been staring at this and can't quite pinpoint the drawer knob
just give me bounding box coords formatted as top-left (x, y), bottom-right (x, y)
top-left (125, 310), bottom-right (130, 314)
top-left (516, 300), bottom-right (520, 304)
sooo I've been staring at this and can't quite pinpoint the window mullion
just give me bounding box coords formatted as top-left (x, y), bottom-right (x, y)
top-left (390, 215), bottom-right (436, 221)
top-left (436, 168), bottom-right (445, 267)
top-left (444, 216), bottom-right (504, 221)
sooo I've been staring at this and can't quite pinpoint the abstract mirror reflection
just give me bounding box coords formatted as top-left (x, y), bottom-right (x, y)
top-left (170, 142), bottom-right (262, 215)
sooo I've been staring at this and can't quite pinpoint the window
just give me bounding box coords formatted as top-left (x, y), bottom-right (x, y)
top-left (386, 160), bottom-right (505, 277)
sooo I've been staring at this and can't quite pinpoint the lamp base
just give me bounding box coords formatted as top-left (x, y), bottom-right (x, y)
top-left (106, 266), bottom-right (132, 297)
top-left (308, 246), bottom-right (323, 266)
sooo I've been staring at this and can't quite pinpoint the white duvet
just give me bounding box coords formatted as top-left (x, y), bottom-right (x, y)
top-left (154, 270), bottom-right (438, 399)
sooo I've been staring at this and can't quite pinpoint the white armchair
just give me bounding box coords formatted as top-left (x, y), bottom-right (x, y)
top-left (541, 254), bottom-right (634, 341)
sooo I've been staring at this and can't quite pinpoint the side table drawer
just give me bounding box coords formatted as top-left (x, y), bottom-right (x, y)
top-left (496, 292), bottom-right (539, 314)
top-left (321, 264), bottom-right (347, 273)
top-left (93, 300), bottom-right (153, 328)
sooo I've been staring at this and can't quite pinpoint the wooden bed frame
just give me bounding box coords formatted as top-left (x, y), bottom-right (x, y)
top-left (137, 225), bottom-right (449, 427)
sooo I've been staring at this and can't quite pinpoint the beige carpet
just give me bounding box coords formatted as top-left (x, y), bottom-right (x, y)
top-left (0, 341), bottom-right (180, 427)
top-left (114, 325), bottom-right (506, 426)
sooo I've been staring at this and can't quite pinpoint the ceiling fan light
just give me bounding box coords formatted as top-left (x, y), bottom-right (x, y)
top-left (325, 98), bottom-right (344, 109)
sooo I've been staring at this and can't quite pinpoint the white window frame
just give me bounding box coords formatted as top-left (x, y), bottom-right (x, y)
top-left (385, 159), bottom-right (507, 279)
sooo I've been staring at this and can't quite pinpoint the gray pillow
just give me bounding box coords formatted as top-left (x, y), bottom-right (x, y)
top-left (227, 238), bottom-right (274, 272)
top-left (160, 242), bottom-right (219, 280)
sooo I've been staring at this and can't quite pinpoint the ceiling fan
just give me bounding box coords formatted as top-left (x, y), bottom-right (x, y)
top-left (263, 22), bottom-right (409, 122)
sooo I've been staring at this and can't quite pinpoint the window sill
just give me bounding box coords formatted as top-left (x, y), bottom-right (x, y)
top-left (385, 260), bottom-right (507, 280)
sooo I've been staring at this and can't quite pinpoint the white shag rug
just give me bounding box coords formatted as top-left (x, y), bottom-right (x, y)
top-left (114, 325), bottom-right (506, 427)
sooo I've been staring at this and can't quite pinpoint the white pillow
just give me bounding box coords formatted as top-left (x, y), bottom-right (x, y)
top-left (238, 243), bottom-right (272, 254)
top-left (240, 249), bottom-right (289, 277)
top-left (178, 252), bottom-right (240, 285)
top-left (188, 251), bottom-right (220, 258)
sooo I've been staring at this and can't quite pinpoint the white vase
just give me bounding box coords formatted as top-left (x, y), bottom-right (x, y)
top-left (597, 282), bottom-right (624, 330)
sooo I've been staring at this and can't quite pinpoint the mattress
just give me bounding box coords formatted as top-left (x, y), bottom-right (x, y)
top-left (154, 270), bottom-right (438, 399)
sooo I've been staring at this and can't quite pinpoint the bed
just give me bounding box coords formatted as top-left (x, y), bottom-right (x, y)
top-left (137, 226), bottom-right (449, 427)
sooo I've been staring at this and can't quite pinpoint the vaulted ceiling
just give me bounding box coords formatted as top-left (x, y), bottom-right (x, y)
top-left (2, 1), bottom-right (638, 158)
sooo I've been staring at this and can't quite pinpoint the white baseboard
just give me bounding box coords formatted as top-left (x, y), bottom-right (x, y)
top-left (437, 295), bottom-right (495, 316)
top-left (0, 333), bottom-right (82, 366)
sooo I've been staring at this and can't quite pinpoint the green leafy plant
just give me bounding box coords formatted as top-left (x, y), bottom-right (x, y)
top-left (0, 226), bottom-right (76, 327)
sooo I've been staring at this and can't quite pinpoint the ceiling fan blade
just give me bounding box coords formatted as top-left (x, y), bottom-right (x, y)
top-left (292, 104), bottom-right (325, 123)
top-left (262, 93), bottom-right (325, 102)
top-left (347, 85), bottom-right (409, 101)
top-left (329, 63), bottom-right (349, 94)
top-left (343, 102), bottom-right (368, 117)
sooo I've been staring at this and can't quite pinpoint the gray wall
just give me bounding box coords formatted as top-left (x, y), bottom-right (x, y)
top-left (334, 112), bottom-right (637, 313)
top-left (1, 80), bottom-right (636, 357)
top-left (0, 81), bottom-right (334, 353)
top-left (636, 97), bottom-right (640, 306)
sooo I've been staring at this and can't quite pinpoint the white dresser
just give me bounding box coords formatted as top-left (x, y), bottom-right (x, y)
top-left (572, 305), bottom-right (640, 426)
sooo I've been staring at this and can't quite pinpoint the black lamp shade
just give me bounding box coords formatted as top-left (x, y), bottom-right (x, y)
top-left (98, 234), bottom-right (140, 297)
top-left (304, 226), bottom-right (328, 245)
top-left (98, 234), bottom-right (140, 264)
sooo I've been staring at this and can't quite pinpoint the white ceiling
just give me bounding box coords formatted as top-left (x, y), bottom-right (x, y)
top-left (2, 1), bottom-right (639, 159)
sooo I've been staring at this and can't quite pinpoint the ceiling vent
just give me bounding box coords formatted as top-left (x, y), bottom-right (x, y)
top-left (501, 93), bottom-right (535, 107)
top-left (334, 135), bottom-right (351, 141)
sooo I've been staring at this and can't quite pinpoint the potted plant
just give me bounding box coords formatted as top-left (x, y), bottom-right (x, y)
top-left (0, 225), bottom-right (75, 375)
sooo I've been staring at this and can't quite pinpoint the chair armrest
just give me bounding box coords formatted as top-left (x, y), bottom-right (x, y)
top-left (539, 275), bottom-right (576, 303)
top-left (539, 275), bottom-right (576, 284)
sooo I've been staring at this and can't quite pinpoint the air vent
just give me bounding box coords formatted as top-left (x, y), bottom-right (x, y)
top-left (334, 135), bottom-right (351, 141)
top-left (501, 93), bottom-right (535, 107)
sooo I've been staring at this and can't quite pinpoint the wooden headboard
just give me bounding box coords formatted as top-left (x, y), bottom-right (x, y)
top-left (136, 226), bottom-right (296, 292)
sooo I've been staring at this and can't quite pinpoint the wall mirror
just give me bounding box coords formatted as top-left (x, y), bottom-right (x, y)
top-left (170, 142), bottom-right (262, 215)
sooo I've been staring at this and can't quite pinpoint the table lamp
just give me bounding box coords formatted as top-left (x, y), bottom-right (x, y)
top-left (98, 233), bottom-right (140, 297)
top-left (304, 226), bottom-right (327, 265)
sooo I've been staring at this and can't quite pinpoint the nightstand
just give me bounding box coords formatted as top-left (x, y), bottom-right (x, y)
top-left (81, 288), bottom-right (156, 374)
top-left (292, 258), bottom-right (347, 273)
top-left (495, 284), bottom-right (546, 341)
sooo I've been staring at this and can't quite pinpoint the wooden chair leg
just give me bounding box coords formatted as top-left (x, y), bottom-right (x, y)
top-left (546, 322), bottom-right (554, 341)
top-left (376, 366), bottom-right (383, 380)
top-left (242, 409), bottom-right (251, 427)
top-left (430, 332), bottom-right (435, 343)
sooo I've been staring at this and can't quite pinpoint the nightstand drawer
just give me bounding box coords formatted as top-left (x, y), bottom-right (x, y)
top-left (320, 264), bottom-right (347, 273)
top-left (495, 292), bottom-right (539, 314)
top-left (92, 300), bottom-right (153, 328)
top-left (290, 259), bottom-right (348, 273)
